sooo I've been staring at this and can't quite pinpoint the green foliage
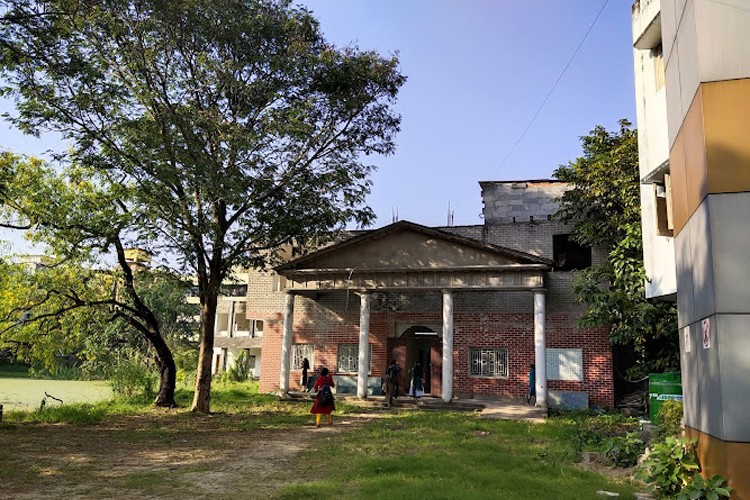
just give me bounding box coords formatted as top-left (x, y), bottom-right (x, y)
top-left (554, 121), bottom-right (679, 377)
top-left (638, 437), bottom-right (701, 498)
top-left (226, 349), bottom-right (253, 382)
top-left (657, 400), bottom-right (685, 439)
top-left (605, 431), bottom-right (645, 467)
top-left (109, 351), bottom-right (157, 398)
top-left (677, 474), bottom-right (732, 500)
top-left (555, 411), bottom-right (639, 453)
top-left (0, 0), bottom-right (405, 411)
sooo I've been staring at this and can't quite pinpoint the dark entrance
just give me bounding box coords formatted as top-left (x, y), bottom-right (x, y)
top-left (389, 326), bottom-right (441, 395)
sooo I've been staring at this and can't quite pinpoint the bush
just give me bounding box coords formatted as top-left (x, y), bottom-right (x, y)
top-left (605, 431), bottom-right (645, 467)
top-left (657, 399), bottom-right (684, 439)
top-left (566, 412), bottom-right (639, 452)
top-left (637, 436), bottom-right (700, 498)
top-left (677, 474), bottom-right (732, 500)
top-left (227, 350), bottom-right (253, 382)
top-left (110, 356), bottom-right (156, 398)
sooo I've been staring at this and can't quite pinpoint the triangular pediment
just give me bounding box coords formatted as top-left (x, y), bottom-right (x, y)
top-left (277, 221), bottom-right (551, 273)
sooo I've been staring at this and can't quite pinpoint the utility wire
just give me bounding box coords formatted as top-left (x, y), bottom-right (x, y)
top-left (495, 0), bottom-right (611, 173)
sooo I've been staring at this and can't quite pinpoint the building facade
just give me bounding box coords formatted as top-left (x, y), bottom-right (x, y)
top-left (250, 180), bottom-right (614, 408)
top-left (632, 1), bottom-right (750, 497)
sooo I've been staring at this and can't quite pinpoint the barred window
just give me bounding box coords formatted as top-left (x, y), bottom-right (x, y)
top-left (292, 344), bottom-right (313, 370)
top-left (469, 348), bottom-right (508, 378)
top-left (337, 344), bottom-right (372, 373)
top-left (546, 348), bottom-right (583, 381)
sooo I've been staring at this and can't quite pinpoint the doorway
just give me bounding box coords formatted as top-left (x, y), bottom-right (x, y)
top-left (389, 326), bottom-right (441, 395)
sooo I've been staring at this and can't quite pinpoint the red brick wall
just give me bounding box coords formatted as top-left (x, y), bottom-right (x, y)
top-left (258, 297), bottom-right (614, 407)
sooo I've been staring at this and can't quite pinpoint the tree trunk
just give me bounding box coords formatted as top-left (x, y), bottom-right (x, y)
top-left (191, 297), bottom-right (217, 413)
top-left (150, 331), bottom-right (177, 407)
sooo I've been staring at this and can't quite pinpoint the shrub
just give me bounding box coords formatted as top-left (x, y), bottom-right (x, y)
top-left (637, 436), bottom-right (700, 498)
top-left (567, 412), bottom-right (639, 452)
top-left (605, 431), bottom-right (645, 467)
top-left (227, 350), bottom-right (253, 382)
top-left (677, 474), bottom-right (732, 500)
top-left (110, 356), bottom-right (156, 398)
top-left (657, 399), bottom-right (684, 439)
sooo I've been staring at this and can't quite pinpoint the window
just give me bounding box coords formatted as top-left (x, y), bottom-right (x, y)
top-left (652, 43), bottom-right (665, 91)
top-left (251, 319), bottom-right (264, 337)
top-left (546, 348), bottom-right (583, 381)
top-left (553, 234), bottom-right (592, 271)
top-left (469, 348), bottom-right (508, 378)
top-left (292, 344), bottom-right (313, 370)
top-left (337, 344), bottom-right (372, 373)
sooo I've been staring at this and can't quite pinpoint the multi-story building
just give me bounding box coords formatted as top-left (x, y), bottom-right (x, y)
top-left (632, 1), bottom-right (750, 496)
top-left (249, 180), bottom-right (614, 409)
top-left (188, 269), bottom-right (263, 378)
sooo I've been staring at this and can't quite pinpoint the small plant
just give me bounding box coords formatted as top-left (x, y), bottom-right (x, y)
top-left (227, 350), bottom-right (253, 382)
top-left (110, 356), bottom-right (156, 398)
top-left (677, 474), bottom-right (732, 500)
top-left (567, 412), bottom-right (639, 452)
top-left (657, 399), bottom-right (684, 438)
top-left (605, 431), bottom-right (645, 467)
top-left (637, 436), bottom-right (700, 498)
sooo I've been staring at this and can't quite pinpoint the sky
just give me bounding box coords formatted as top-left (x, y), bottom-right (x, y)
top-left (0, 0), bottom-right (638, 251)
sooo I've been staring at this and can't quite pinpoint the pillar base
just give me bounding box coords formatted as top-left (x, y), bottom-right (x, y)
top-left (685, 426), bottom-right (750, 500)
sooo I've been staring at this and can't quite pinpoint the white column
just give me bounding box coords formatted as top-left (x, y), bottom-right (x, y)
top-left (279, 291), bottom-right (295, 395)
top-left (533, 289), bottom-right (547, 408)
top-left (442, 289), bottom-right (454, 403)
top-left (356, 291), bottom-right (371, 399)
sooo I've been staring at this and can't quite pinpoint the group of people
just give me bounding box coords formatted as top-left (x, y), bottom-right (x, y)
top-left (307, 359), bottom-right (537, 426)
top-left (306, 357), bottom-right (428, 426)
top-left (385, 359), bottom-right (425, 407)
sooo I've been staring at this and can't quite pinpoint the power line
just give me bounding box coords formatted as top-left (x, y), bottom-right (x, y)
top-left (495, 0), bottom-right (611, 174)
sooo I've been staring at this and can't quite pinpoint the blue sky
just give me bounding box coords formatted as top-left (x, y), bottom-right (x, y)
top-left (1, 1), bottom-right (637, 245)
top-left (300, 0), bottom-right (637, 227)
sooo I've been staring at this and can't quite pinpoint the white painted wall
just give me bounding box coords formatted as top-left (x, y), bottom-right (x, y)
top-left (633, 1), bottom-right (678, 299)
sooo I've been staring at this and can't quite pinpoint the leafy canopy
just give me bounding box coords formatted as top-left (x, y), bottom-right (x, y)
top-left (554, 120), bottom-right (678, 377)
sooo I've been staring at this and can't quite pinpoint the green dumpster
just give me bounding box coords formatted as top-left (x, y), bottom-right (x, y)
top-left (649, 372), bottom-right (683, 423)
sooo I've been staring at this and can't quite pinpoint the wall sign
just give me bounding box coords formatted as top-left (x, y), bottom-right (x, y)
top-left (683, 326), bottom-right (691, 353)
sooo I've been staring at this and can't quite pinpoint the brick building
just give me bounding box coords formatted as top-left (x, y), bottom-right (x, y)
top-left (250, 179), bottom-right (614, 408)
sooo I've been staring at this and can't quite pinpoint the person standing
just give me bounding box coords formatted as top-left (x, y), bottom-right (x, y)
top-left (408, 362), bottom-right (424, 401)
top-left (385, 359), bottom-right (401, 407)
top-left (301, 357), bottom-right (310, 392)
top-left (311, 366), bottom-right (335, 426)
top-left (527, 363), bottom-right (536, 404)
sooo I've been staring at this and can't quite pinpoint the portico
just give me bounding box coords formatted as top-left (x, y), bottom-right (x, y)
top-left (275, 221), bottom-right (552, 407)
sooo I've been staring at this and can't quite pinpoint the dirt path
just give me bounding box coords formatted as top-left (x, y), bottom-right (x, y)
top-left (0, 411), bottom-right (382, 499)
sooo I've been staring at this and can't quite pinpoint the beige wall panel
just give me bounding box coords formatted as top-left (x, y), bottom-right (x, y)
top-left (682, 89), bottom-right (708, 214)
top-left (669, 130), bottom-right (690, 235)
top-left (702, 79), bottom-right (750, 194)
top-left (686, 427), bottom-right (750, 500)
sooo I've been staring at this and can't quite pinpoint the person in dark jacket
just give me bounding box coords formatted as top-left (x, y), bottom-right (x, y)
top-left (385, 359), bottom-right (401, 407)
top-left (301, 357), bottom-right (310, 392)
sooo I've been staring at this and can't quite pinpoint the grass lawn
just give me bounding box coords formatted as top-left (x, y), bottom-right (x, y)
top-left (0, 383), bottom-right (641, 499)
top-left (279, 410), bottom-right (639, 500)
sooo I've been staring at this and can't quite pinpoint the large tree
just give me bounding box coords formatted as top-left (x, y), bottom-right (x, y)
top-left (0, 152), bottom-right (185, 406)
top-left (554, 120), bottom-right (679, 378)
top-left (0, 0), bottom-right (405, 411)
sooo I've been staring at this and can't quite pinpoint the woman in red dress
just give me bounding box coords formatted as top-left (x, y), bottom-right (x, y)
top-left (311, 366), bottom-right (335, 426)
